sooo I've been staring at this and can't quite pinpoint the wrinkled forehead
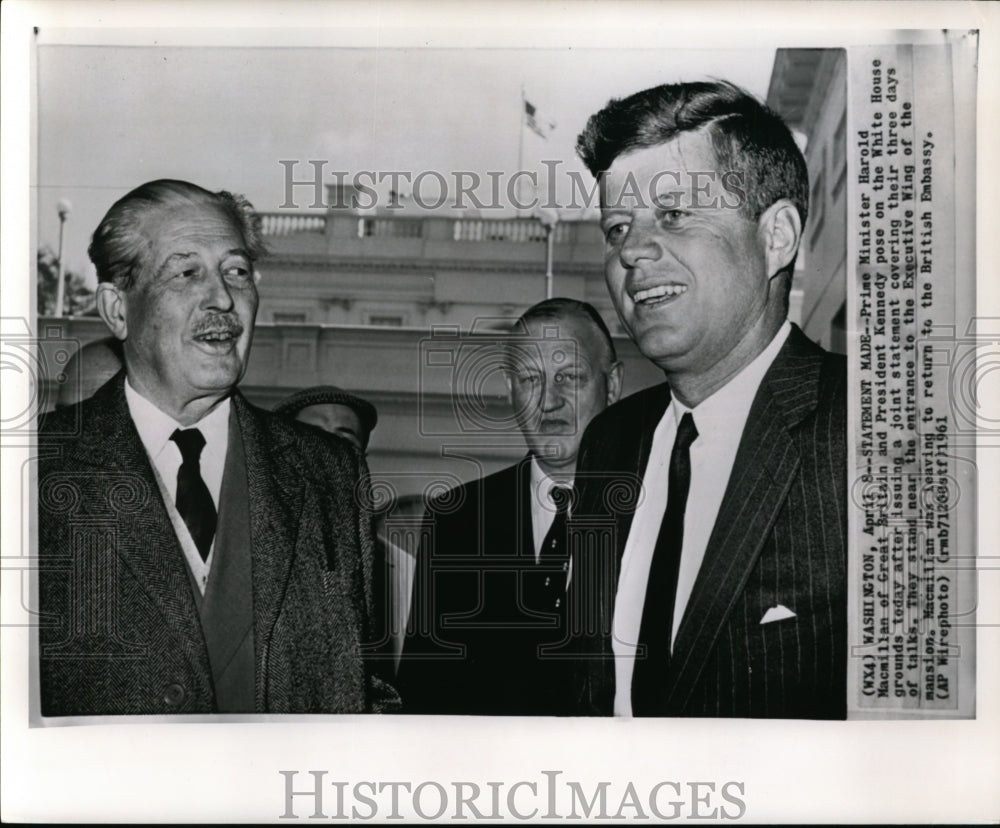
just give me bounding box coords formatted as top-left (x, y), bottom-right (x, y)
top-left (506, 316), bottom-right (603, 369)
top-left (322, 403), bottom-right (362, 428)
top-left (296, 402), bottom-right (363, 434)
top-left (601, 129), bottom-right (727, 210)
top-left (138, 201), bottom-right (247, 267)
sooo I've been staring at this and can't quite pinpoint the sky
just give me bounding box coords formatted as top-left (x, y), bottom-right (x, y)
top-left (36, 43), bottom-right (777, 284)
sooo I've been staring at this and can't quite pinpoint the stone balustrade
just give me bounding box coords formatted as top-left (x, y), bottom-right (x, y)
top-left (259, 212), bottom-right (591, 247)
top-left (258, 212), bottom-right (326, 237)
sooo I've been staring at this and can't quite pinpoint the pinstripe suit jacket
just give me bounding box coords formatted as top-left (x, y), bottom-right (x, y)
top-left (37, 373), bottom-right (399, 715)
top-left (566, 325), bottom-right (847, 718)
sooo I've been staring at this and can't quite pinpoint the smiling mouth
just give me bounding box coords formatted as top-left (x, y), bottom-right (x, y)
top-left (194, 328), bottom-right (242, 348)
top-left (633, 284), bottom-right (688, 305)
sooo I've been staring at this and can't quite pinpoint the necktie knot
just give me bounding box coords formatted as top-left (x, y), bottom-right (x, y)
top-left (171, 428), bottom-right (206, 465)
top-left (549, 484), bottom-right (575, 515)
top-left (675, 412), bottom-right (698, 452)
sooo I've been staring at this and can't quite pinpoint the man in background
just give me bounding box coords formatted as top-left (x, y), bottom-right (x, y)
top-left (400, 298), bottom-right (623, 714)
top-left (274, 385), bottom-right (378, 452)
top-left (567, 81), bottom-right (847, 719)
top-left (39, 179), bottom-right (397, 715)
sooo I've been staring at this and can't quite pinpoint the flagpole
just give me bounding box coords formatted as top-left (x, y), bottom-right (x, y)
top-left (517, 85), bottom-right (525, 213)
top-left (545, 224), bottom-right (555, 299)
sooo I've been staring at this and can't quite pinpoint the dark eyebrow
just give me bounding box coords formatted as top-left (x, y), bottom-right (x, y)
top-left (155, 252), bottom-right (199, 280)
top-left (599, 208), bottom-right (630, 221)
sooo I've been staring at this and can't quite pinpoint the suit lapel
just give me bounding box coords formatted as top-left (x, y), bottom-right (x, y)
top-left (65, 373), bottom-right (212, 684)
top-left (515, 456), bottom-right (535, 558)
top-left (664, 326), bottom-right (825, 712)
top-left (233, 393), bottom-right (303, 706)
top-left (199, 404), bottom-right (256, 711)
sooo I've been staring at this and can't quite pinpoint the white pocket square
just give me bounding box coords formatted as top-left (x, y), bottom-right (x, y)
top-left (760, 605), bottom-right (796, 624)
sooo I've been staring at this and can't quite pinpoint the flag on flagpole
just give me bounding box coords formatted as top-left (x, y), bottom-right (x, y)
top-left (524, 99), bottom-right (555, 139)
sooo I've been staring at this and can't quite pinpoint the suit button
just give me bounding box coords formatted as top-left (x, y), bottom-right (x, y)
top-left (163, 683), bottom-right (186, 707)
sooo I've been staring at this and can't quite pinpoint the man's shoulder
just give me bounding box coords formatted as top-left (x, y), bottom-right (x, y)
top-left (779, 324), bottom-right (845, 376)
top-left (772, 327), bottom-right (847, 414)
top-left (605, 381), bottom-right (669, 418)
top-left (584, 381), bottom-right (670, 443)
top-left (236, 395), bottom-right (360, 468)
top-left (819, 346), bottom-right (848, 394)
top-left (439, 461), bottom-right (522, 503)
top-left (425, 460), bottom-right (523, 517)
top-left (815, 347), bottom-right (848, 438)
top-left (39, 374), bottom-right (125, 454)
top-left (38, 400), bottom-right (82, 436)
top-left (479, 461), bottom-right (524, 490)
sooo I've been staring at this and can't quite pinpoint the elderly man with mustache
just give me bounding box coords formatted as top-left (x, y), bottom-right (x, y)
top-left (38, 179), bottom-right (398, 716)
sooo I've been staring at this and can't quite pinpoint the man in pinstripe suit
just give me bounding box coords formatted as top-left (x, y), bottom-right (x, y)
top-left (565, 81), bottom-right (846, 718)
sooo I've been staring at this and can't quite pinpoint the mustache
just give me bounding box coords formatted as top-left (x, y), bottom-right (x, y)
top-left (192, 315), bottom-right (244, 337)
top-left (539, 417), bottom-right (573, 429)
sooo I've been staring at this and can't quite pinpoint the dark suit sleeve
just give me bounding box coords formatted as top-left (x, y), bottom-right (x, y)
top-left (395, 495), bottom-right (454, 713)
top-left (344, 446), bottom-right (402, 713)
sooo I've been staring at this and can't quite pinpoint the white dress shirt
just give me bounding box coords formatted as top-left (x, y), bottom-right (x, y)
top-left (124, 380), bottom-right (230, 594)
top-left (612, 321), bottom-right (791, 716)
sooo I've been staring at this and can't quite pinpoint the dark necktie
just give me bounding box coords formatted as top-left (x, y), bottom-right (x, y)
top-left (631, 411), bottom-right (698, 716)
top-left (170, 428), bottom-right (217, 561)
top-left (536, 484), bottom-right (574, 611)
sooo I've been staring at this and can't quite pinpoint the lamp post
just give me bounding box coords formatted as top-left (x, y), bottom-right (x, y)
top-left (536, 207), bottom-right (559, 299)
top-left (54, 199), bottom-right (72, 317)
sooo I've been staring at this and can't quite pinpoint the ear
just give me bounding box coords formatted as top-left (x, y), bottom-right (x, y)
top-left (605, 361), bottom-right (624, 407)
top-left (96, 282), bottom-right (128, 341)
top-left (758, 199), bottom-right (802, 279)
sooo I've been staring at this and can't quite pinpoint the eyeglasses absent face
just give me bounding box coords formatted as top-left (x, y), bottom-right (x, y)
top-left (601, 131), bottom-right (774, 383)
top-left (295, 402), bottom-right (367, 451)
top-left (505, 315), bottom-right (619, 474)
top-left (111, 202), bottom-right (259, 416)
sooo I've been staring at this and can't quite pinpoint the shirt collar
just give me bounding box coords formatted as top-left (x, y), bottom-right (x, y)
top-left (529, 455), bottom-right (557, 504)
top-left (124, 378), bottom-right (231, 460)
top-left (671, 320), bottom-right (791, 434)
top-left (529, 454), bottom-right (576, 509)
